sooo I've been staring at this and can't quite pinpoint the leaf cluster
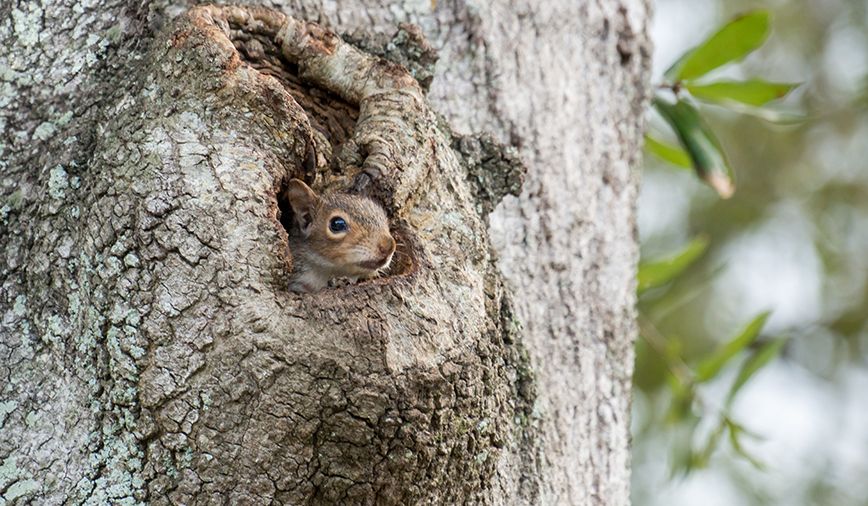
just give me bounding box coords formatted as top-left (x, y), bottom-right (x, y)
top-left (648, 10), bottom-right (801, 198)
top-left (637, 10), bottom-right (803, 475)
top-left (639, 247), bottom-right (784, 473)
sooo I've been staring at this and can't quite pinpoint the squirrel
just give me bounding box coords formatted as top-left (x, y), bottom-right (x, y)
top-left (282, 179), bottom-right (396, 293)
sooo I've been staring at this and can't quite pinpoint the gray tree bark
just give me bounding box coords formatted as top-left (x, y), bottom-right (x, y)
top-left (0, 0), bottom-right (650, 504)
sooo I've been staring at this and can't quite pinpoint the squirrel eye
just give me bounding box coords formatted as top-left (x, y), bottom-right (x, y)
top-left (329, 217), bottom-right (348, 233)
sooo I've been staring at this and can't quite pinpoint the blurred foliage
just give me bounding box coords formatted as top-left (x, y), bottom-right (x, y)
top-left (638, 236), bottom-right (710, 294)
top-left (634, 0), bottom-right (868, 505)
top-left (651, 10), bottom-right (801, 198)
top-left (641, 7), bottom-right (797, 475)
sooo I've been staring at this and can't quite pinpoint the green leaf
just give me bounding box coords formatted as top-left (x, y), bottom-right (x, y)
top-left (726, 419), bottom-right (766, 470)
top-left (726, 338), bottom-right (787, 407)
top-left (665, 10), bottom-right (771, 82)
top-left (653, 96), bottom-right (735, 198)
top-left (638, 236), bottom-right (710, 295)
top-left (696, 312), bottom-right (771, 382)
top-left (708, 99), bottom-right (808, 124)
top-left (645, 135), bottom-right (692, 169)
top-left (687, 79), bottom-right (799, 107)
top-left (665, 383), bottom-right (696, 424)
top-left (693, 421), bottom-right (727, 470)
top-left (668, 417), bottom-right (702, 476)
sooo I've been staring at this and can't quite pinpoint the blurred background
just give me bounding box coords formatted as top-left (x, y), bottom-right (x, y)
top-left (632, 0), bottom-right (868, 505)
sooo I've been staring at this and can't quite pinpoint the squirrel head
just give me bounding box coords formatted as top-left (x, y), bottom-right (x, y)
top-left (284, 179), bottom-right (396, 292)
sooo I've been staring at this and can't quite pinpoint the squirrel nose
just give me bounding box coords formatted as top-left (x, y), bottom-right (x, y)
top-left (379, 236), bottom-right (396, 257)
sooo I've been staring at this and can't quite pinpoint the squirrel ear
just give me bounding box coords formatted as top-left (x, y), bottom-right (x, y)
top-left (285, 179), bottom-right (320, 236)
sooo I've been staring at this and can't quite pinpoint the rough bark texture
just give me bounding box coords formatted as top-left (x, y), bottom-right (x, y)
top-left (0, 0), bottom-right (650, 505)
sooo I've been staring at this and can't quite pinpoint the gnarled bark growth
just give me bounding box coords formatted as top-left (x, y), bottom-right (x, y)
top-left (100, 5), bottom-right (527, 504)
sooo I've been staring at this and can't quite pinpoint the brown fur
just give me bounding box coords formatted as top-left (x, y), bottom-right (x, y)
top-left (283, 179), bottom-right (396, 292)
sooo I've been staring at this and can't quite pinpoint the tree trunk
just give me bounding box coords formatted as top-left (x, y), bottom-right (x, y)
top-left (0, 0), bottom-right (650, 504)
